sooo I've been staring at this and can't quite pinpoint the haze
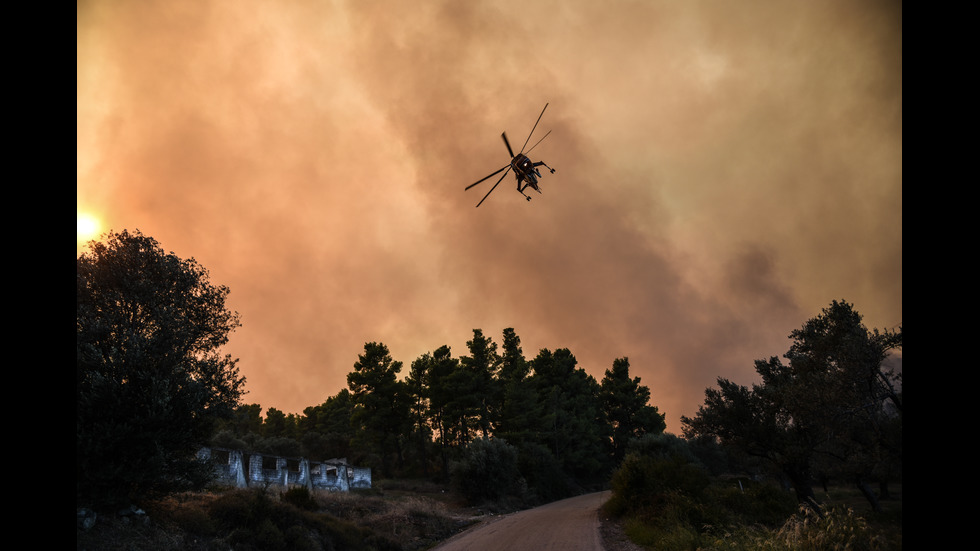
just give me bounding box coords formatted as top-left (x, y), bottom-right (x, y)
top-left (77, 0), bottom-right (902, 432)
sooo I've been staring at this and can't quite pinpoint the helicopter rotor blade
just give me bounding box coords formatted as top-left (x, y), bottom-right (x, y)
top-left (520, 102), bottom-right (549, 154)
top-left (475, 167), bottom-right (511, 207)
top-left (465, 164), bottom-right (510, 191)
top-left (501, 132), bottom-right (515, 158)
top-left (524, 129), bottom-right (552, 155)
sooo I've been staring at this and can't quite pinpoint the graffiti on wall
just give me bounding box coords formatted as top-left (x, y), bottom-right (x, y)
top-left (197, 447), bottom-right (371, 491)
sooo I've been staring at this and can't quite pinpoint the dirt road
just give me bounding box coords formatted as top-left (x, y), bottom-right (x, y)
top-left (432, 491), bottom-right (611, 551)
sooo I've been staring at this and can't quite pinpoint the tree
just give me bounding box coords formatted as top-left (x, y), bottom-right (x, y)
top-left (460, 329), bottom-right (501, 439)
top-left (220, 403), bottom-right (264, 436)
top-left (347, 342), bottom-right (410, 476)
top-left (682, 373), bottom-right (820, 508)
top-left (600, 357), bottom-right (666, 463)
top-left (301, 389), bottom-right (356, 460)
top-left (262, 407), bottom-right (289, 438)
top-left (422, 345), bottom-right (464, 477)
top-left (779, 300), bottom-right (902, 511)
top-left (529, 348), bottom-right (611, 480)
top-left (451, 437), bottom-right (523, 504)
top-left (405, 352), bottom-right (435, 475)
top-left (77, 230), bottom-right (245, 508)
top-left (682, 300), bottom-right (902, 513)
top-left (495, 328), bottom-right (539, 448)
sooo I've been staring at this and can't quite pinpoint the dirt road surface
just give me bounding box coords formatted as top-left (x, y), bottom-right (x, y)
top-left (432, 491), bottom-right (611, 551)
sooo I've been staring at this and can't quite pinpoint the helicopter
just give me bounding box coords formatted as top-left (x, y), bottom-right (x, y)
top-left (465, 103), bottom-right (556, 207)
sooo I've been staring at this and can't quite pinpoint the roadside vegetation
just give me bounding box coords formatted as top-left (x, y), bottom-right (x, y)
top-left (601, 434), bottom-right (901, 550)
top-left (77, 480), bottom-right (478, 551)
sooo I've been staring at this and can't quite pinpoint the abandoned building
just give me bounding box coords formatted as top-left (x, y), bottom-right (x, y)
top-left (196, 447), bottom-right (371, 491)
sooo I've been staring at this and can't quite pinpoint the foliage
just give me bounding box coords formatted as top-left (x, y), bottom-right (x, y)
top-left (601, 437), bottom-right (900, 551)
top-left (600, 357), bottom-right (667, 462)
top-left (281, 486), bottom-right (319, 511)
top-left (450, 437), bottom-right (524, 503)
top-left (208, 326), bottom-right (671, 506)
top-left (348, 342), bottom-right (411, 477)
top-left (529, 348), bottom-right (612, 480)
top-left (515, 441), bottom-right (572, 504)
top-left (74, 483), bottom-right (472, 551)
top-left (208, 488), bottom-right (400, 551)
top-left (605, 451), bottom-right (712, 519)
top-left (459, 329), bottom-right (502, 439)
top-left (681, 300), bottom-right (902, 511)
top-left (77, 229), bottom-right (246, 509)
top-left (603, 430), bottom-right (803, 548)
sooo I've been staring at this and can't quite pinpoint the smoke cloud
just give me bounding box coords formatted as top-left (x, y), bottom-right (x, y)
top-left (77, 0), bottom-right (902, 431)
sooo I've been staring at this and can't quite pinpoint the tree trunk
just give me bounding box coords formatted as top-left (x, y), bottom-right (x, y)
top-left (785, 467), bottom-right (822, 517)
top-left (857, 477), bottom-right (883, 513)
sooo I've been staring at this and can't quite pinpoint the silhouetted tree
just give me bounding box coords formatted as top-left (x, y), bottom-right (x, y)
top-left (77, 230), bottom-right (245, 508)
top-left (460, 329), bottom-right (501, 439)
top-left (682, 300), bottom-right (902, 513)
top-left (301, 389), bottom-right (356, 460)
top-left (217, 403), bottom-right (264, 437)
top-left (451, 437), bottom-right (523, 504)
top-left (422, 345), bottom-right (464, 477)
top-left (262, 407), bottom-right (289, 438)
top-left (778, 300), bottom-right (902, 511)
top-left (495, 328), bottom-right (539, 448)
top-left (405, 352), bottom-right (434, 476)
top-left (529, 348), bottom-right (611, 480)
top-left (600, 357), bottom-right (666, 463)
top-left (347, 342), bottom-right (410, 476)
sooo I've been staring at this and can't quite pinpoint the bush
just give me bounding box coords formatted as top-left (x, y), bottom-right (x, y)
top-left (282, 486), bottom-right (319, 511)
top-left (209, 488), bottom-right (276, 530)
top-left (451, 437), bottom-right (524, 504)
top-left (710, 480), bottom-right (797, 527)
top-left (208, 488), bottom-right (397, 551)
top-left (606, 452), bottom-right (711, 518)
top-left (627, 433), bottom-right (699, 463)
top-left (516, 441), bottom-right (572, 503)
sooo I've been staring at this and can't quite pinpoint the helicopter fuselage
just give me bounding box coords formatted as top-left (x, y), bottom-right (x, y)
top-left (511, 153), bottom-right (541, 190)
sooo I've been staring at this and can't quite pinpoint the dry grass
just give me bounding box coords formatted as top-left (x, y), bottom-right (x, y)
top-left (77, 481), bottom-right (477, 551)
top-left (616, 483), bottom-right (901, 551)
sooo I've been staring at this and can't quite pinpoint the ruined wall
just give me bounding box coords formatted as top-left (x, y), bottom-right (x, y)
top-left (197, 447), bottom-right (371, 491)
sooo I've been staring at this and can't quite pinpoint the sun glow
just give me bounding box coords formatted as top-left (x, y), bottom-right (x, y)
top-left (77, 212), bottom-right (101, 244)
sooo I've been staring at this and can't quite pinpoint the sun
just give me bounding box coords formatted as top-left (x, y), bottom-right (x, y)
top-left (77, 212), bottom-right (101, 243)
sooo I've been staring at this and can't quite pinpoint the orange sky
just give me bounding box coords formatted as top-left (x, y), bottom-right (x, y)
top-left (77, 0), bottom-right (902, 433)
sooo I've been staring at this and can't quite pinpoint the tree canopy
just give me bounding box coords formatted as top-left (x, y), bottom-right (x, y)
top-left (213, 327), bottom-right (668, 502)
top-left (77, 230), bottom-right (246, 508)
top-left (681, 300), bottom-right (902, 512)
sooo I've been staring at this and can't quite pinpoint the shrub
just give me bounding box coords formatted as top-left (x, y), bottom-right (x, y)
top-left (517, 441), bottom-right (571, 503)
top-left (451, 437), bottom-right (523, 503)
top-left (710, 480), bottom-right (797, 527)
top-left (283, 524), bottom-right (320, 551)
top-left (606, 452), bottom-right (711, 518)
top-left (254, 518), bottom-right (286, 551)
top-left (282, 486), bottom-right (319, 511)
top-left (209, 489), bottom-right (275, 530)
